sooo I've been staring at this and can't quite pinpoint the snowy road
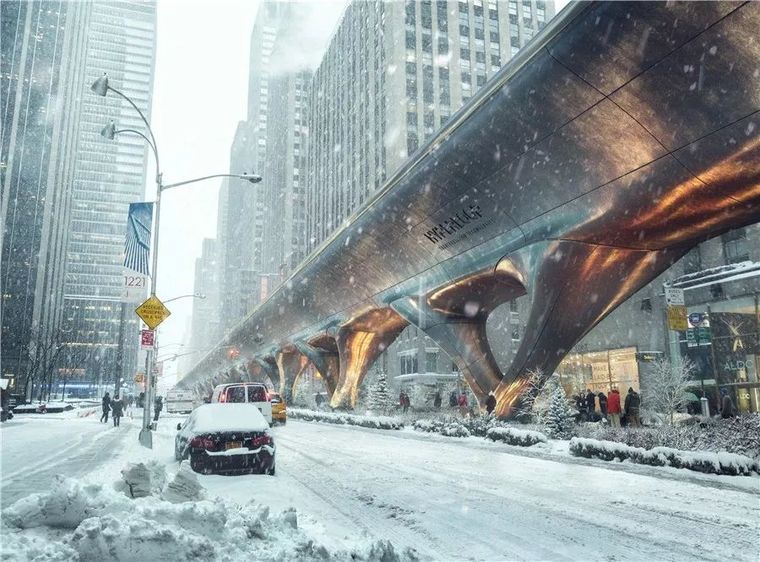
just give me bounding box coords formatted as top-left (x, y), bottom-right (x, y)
top-left (262, 421), bottom-right (759, 561)
top-left (0, 411), bottom-right (133, 508)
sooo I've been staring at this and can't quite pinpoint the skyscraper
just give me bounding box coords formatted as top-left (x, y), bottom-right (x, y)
top-left (61, 0), bottom-right (157, 393)
top-left (1, 1), bottom-right (91, 396)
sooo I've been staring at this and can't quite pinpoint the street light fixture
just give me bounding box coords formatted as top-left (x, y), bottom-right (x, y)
top-left (91, 72), bottom-right (262, 449)
top-left (163, 293), bottom-right (206, 304)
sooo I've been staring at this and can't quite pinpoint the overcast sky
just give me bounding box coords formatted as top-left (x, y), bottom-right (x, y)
top-left (150, 0), bottom-right (572, 377)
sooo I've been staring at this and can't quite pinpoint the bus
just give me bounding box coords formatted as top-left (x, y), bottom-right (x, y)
top-left (165, 388), bottom-right (196, 414)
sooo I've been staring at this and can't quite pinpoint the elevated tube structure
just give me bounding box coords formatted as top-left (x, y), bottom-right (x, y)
top-left (182, 1), bottom-right (760, 416)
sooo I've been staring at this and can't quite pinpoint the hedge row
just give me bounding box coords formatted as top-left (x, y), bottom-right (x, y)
top-left (412, 419), bottom-right (471, 437)
top-left (485, 427), bottom-right (548, 447)
top-left (569, 437), bottom-right (758, 477)
top-left (289, 408), bottom-right (403, 430)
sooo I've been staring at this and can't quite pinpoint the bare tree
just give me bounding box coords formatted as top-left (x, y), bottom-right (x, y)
top-left (642, 358), bottom-right (696, 425)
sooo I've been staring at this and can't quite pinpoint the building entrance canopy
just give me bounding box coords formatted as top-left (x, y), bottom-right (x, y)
top-left (182, 2), bottom-right (760, 416)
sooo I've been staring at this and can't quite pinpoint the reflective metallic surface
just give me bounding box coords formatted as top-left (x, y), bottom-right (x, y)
top-left (182, 2), bottom-right (760, 415)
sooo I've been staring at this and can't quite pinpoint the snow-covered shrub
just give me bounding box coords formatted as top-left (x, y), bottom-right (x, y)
top-left (367, 371), bottom-right (392, 415)
top-left (440, 422), bottom-right (471, 438)
top-left (694, 414), bottom-right (760, 459)
top-left (485, 427), bottom-right (548, 447)
top-left (412, 419), bottom-right (444, 433)
top-left (288, 408), bottom-right (403, 430)
top-left (569, 438), bottom-right (759, 476)
top-left (459, 415), bottom-right (502, 437)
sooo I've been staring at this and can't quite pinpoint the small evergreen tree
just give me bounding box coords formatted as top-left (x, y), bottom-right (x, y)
top-left (544, 378), bottom-right (576, 439)
top-left (368, 371), bottom-right (391, 414)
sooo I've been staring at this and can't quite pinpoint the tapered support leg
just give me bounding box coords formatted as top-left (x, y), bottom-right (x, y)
top-left (295, 341), bottom-right (339, 398)
top-left (252, 356), bottom-right (278, 388)
top-left (391, 297), bottom-right (503, 408)
top-left (493, 240), bottom-right (689, 417)
top-left (275, 349), bottom-right (309, 403)
top-left (330, 327), bottom-right (404, 410)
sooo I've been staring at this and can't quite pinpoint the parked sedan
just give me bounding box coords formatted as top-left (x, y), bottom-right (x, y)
top-left (175, 403), bottom-right (275, 475)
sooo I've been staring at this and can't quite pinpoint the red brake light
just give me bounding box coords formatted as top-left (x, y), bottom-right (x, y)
top-left (190, 436), bottom-right (216, 449)
top-left (252, 434), bottom-right (272, 447)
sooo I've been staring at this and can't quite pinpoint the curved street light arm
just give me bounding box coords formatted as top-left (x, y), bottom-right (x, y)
top-left (106, 85), bottom-right (160, 177)
top-left (163, 293), bottom-right (206, 304)
top-left (114, 128), bottom-right (159, 170)
top-left (161, 173), bottom-right (262, 192)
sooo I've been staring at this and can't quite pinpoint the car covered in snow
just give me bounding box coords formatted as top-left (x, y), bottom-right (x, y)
top-left (174, 403), bottom-right (275, 475)
top-left (210, 382), bottom-right (273, 424)
top-left (268, 391), bottom-right (287, 424)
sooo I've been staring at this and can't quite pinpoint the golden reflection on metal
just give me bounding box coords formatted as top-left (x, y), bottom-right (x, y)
top-left (275, 350), bottom-right (309, 399)
top-left (330, 308), bottom-right (408, 409)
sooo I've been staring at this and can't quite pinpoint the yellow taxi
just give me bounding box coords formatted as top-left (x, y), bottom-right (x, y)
top-left (269, 392), bottom-right (287, 424)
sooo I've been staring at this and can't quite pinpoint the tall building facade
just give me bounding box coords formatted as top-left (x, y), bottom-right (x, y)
top-left (217, 2), bottom-right (294, 332)
top-left (60, 0), bottom-right (157, 393)
top-left (1, 1), bottom-right (91, 396)
top-left (260, 66), bottom-right (311, 278)
top-left (304, 0), bottom-right (555, 397)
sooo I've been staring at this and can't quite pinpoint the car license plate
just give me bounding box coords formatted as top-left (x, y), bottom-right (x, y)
top-left (225, 441), bottom-right (242, 450)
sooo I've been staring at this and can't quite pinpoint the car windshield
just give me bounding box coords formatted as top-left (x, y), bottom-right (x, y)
top-left (225, 386), bottom-right (246, 403)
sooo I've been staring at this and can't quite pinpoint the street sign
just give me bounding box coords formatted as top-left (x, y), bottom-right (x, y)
top-left (122, 270), bottom-right (149, 303)
top-left (664, 287), bottom-right (685, 306)
top-left (135, 295), bottom-right (171, 330)
top-left (667, 305), bottom-right (688, 331)
top-left (140, 329), bottom-right (155, 350)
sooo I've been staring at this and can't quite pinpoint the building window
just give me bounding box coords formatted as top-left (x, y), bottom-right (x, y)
top-left (722, 228), bottom-right (749, 264)
top-left (406, 61), bottom-right (416, 75)
top-left (407, 132), bottom-right (419, 154)
top-left (459, 24), bottom-right (469, 36)
top-left (405, 1), bottom-right (415, 25)
top-left (460, 47), bottom-right (471, 60)
top-left (509, 299), bottom-right (518, 312)
top-left (425, 351), bottom-right (438, 372)
top-left (511, 326), bottom-right (520, 341)
top-left (438, 37), bottom-right (449, 53)
top-left (406, 30), bottom-right (416, 49)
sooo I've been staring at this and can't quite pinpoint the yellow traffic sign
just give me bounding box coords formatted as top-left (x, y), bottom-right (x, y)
top-left (667, 305), bottom-right (688, 331)
top-left (135, 295), bottom-right (171, 330)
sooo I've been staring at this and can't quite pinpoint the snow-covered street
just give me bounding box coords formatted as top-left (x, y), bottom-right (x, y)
top-left (0, 411), bottom-right (133, 509)
top-left (2, 414), bottom-right (759, 561)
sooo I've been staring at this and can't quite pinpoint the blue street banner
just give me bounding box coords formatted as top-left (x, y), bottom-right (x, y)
top-left (124, 202), bottom-right (153, 275)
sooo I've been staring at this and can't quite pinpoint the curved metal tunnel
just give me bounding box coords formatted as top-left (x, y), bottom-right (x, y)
top-left (181, 1), bottom-right (760, 416)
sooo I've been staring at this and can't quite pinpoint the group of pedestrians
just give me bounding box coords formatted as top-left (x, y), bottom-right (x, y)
top-left (574, 387), bottom-right (641, 427)
top-left (398, 391), bottom-right (411, 413)
top-left (100, 392), bottom-right (125, 427)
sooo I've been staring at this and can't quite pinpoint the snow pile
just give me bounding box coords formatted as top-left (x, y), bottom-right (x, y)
top-left (116, 460), bottom-right (167, 498)
top-left (485, 427), bottom-right (548, 447)
top-left (289, 408), bottom-right (404, 430)
top-left (163, 463), bottom-right (206, 503)
top-left (569, 437), bottom-right (759, 476)
top-left (1, 471), bottom-right (418, 561)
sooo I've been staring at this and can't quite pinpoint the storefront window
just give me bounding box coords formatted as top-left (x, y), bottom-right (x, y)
top-left (557, 347), bottom-right (640, 395)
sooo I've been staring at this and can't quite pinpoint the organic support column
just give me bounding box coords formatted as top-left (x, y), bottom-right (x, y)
top-left (329, 308), bottom-right (407, 410)
top-left (253, 356), bottom-right (278, 388)
top-left (391, 296), bottom-right (504, 408)
top-left (492, 241), bottom-right (689, 417)
top-left (275, 348), bottom-right (309, 402)
top-left (294, 341), bottom-right (339, 397)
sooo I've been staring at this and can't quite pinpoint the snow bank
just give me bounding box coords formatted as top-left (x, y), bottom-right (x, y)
top-left (569, 437), bottom-right (759, 476)
top-left (1, 468), bottom-right (418, 562)
top-left (289, 408), bottom-right (404, 430)
top-left (485, 427), bottom-right (548, 447)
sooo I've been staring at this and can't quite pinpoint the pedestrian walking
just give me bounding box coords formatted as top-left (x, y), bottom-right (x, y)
top-left (433, 391), bottom-right (442, 409)
top-left (400, 391), bottom-right (410, 413)
top-left (624, 387), bottom-right (641, 427)
top-left (457, 393), bottom-right (469, 417)
top-left (598, 391), bottom-right (608, 418)
top-left (111, 395), bottom-right (124, 427)
top-left (485, 391), bottom-right (497, 415)
top-left (100, 392), bottom-right (111, 423)
top-left (607, 388), bottom-right (621, 427)
top-left (449, 390), bottom-right (458, 409)
top-left (721, 393), bottom-right (736, 418)
top-left (153, 395), bottom-right (163, 422)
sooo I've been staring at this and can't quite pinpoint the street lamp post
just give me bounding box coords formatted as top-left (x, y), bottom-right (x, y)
top-left (91, 73), bottom-right (261, 448)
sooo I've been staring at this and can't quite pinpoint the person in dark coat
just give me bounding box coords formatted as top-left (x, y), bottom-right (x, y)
top-left (721, 394), bottom-right (736, 418)
top-left (585, 389), bottom-right (596, 417)
top-left (100, 392), bottom-right (111, 423)
top-left (485, 391), bottom-right (497, 415)
top-left (111, 395), bottom-right (124, 427)
top-left (598, 391), bottom-right (608, 418)
top-left (449, 390), bottom-right (458, 408)
top-left (433, 391), bottom-right (442, 409)
top-left (624, 387), bottom-right (641, 427)
top-left (153, 395), bottom-right (163, 422)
